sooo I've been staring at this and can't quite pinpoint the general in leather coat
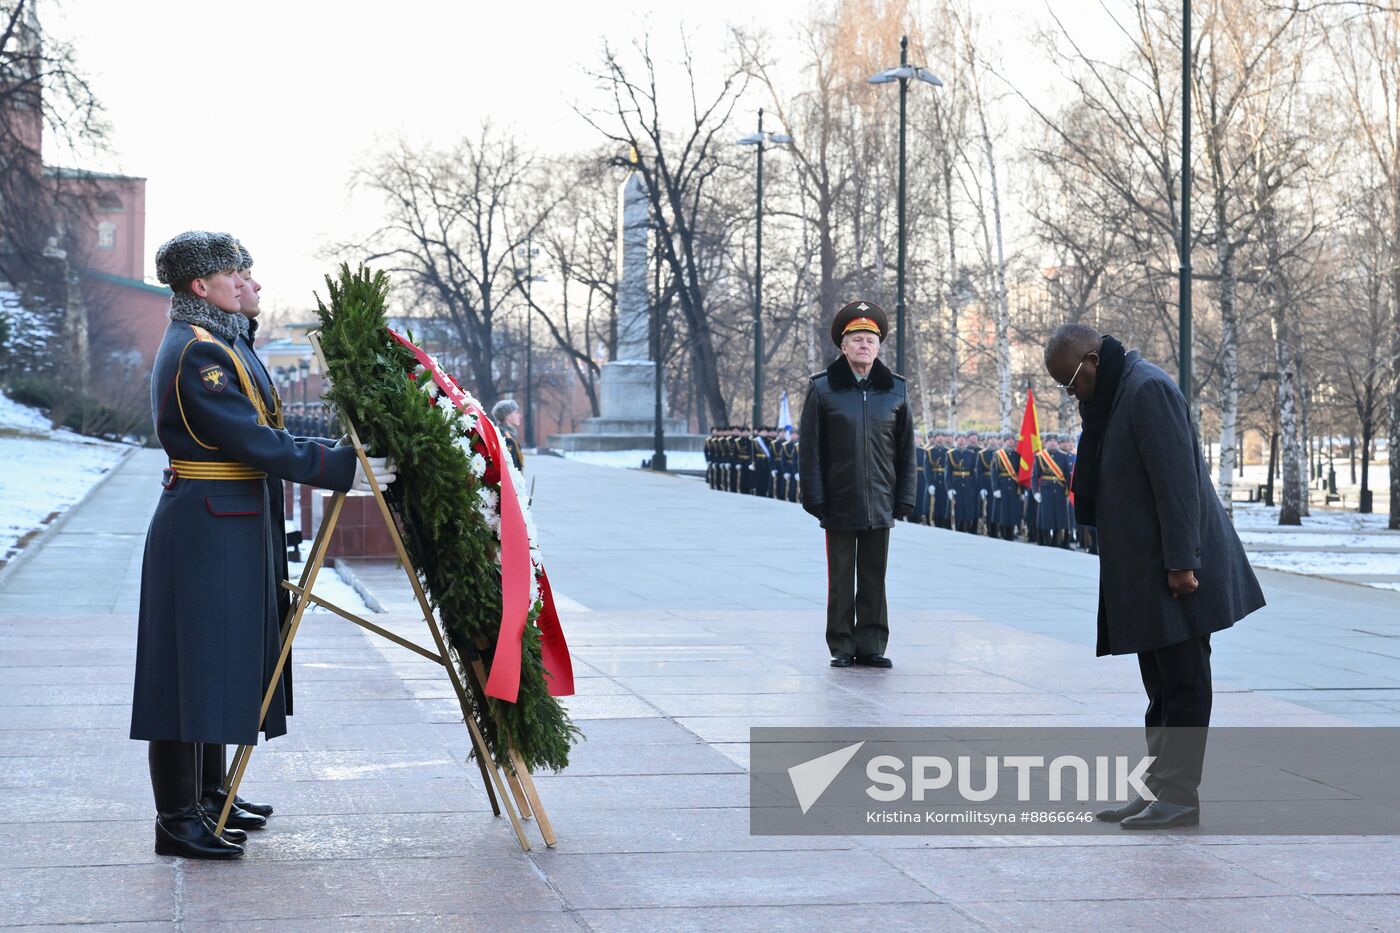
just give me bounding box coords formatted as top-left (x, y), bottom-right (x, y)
top-left (798, 356), bottom-right (916, 530)
top-left (1094, 352), bottom-right (1266, 655)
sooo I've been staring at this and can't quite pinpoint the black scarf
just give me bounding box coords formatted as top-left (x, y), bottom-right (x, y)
top-left (1070, 334), bottom-right (1126, 527)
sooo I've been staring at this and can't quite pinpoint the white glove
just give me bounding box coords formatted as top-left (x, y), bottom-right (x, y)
top-left (353, 455), bottom-right (398, 492)
top-left (980, 489), bottom-right (988, 499)
top-left (748, 464), bottom-right (755, 471)
top-left (1034, 492), bottom-right (1042, 503)
top-left (927, 485), bottom-right (935, 495)
top-left (993, 490), bottom-right (1002, 499)
top-left (947, 490), bottom-right (956, 501)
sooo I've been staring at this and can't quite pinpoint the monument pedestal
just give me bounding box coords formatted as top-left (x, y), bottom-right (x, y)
top-left (547, 360), bottom-right (703, 453)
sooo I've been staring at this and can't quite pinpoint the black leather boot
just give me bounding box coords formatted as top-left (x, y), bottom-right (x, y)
top-left (200, 743), bottom-right (270, 828)
top-left (201, 787), bottom-right (268, 831)
top-left (149, 740), bottom-right (243, 859)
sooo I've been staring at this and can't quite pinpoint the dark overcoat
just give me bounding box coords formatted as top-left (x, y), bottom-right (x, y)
top-left (131, 319), bottom-right (355, 745)
top-left (798, 356), bottom-right (915, 530)
top-left (1094, 352), bottom-right (1265, 655)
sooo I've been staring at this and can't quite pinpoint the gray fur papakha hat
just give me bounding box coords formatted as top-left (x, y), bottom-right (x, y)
top-left (154, 230), bottom-right (243, 285)
top-left (491, 398), bottom-right (520, 423)
top-left (236, 239), bottom-right (254, 271)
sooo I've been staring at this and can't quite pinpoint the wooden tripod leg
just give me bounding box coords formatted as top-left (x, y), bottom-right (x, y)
top-left (216, 491), bottom-right (347, 836)
top-left (351, 447), bottom-right (529, 847)
top-left (464, 660), bottom-right (533, 821)
top-left (467, 658), bottom-right (557, 847)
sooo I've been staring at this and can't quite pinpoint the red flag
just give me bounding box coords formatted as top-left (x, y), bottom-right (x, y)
top-left (1015, 389), bottom-right (1043, 488)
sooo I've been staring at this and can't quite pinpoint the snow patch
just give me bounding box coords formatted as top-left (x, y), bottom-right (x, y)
top-left (0, 390), bottom-right (129, 564)
top-left (560, 448), bottom-right (706, 471)
top-left (287, 559), bottom-right (374, 617)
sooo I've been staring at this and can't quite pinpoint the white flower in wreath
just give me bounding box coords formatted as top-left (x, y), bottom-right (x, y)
top-left (419, 378), bottom-right (442, 399)
top-left (469, 452), bottom-right (487, 478)
top-left (435, 394), bottom-right (457, 414)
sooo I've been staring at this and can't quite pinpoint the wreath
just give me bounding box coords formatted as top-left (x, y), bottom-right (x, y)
top-left (315, 264), bottom-right (578, 772)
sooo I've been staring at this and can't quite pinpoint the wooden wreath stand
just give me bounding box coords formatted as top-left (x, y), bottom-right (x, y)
top-left (214, 332), bottom-right (556, 852)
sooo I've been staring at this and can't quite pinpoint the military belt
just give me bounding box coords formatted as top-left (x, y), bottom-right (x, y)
top-left (951, 470), bottom-right (971, 477)
top-left (167, 459), bottom-right (267, 481)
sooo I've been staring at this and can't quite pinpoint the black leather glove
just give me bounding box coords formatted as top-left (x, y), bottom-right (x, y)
top-left (803, 501), bottom-right (826, 520)
top-left (893, 503), bottom-right (913, 520)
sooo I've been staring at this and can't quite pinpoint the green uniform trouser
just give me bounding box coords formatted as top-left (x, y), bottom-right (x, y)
top-left (824, 528), bottom-right (890, 657)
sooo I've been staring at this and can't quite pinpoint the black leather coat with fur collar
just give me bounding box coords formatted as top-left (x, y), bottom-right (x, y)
top-left (798, 355), bottom-right (916, 530)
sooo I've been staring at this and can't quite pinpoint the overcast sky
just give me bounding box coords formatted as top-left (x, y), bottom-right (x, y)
top-left (42, 0), bottom-right (1126, 319)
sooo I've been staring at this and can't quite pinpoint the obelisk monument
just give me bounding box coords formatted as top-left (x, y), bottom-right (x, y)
top-left (547, 156), bottom-right (701, 451)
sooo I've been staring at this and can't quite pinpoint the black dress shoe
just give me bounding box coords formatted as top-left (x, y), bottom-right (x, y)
top-left (201, 792), bottom-right (268, 831)
top-left (1119, 800), bottom-right (1200, 829)
top-left (155, 806), bottom-right (244, 859)
top-left (1095, 794), bottom-right (1151, 822)
top-left (854, 654), bottom-right (893, 669)
top-left (234, 794), bottom-right (273, 818)
top-left (830, 654), bottom-right (855, 668)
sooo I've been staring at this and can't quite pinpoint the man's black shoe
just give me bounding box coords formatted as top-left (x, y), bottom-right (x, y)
top-left (198, 807), bottom-right (247, 844)
top-left (1119, 800), bottom-right (1200, 829)
top-left (154, 806), bottom-right (244, 859)
top-left (1095, 794), bottom-right (1151, 822)
top-left (854, 654), bottom-right (893, 668)
top-left (201, 792), bottom-right (267, 831)
top-left (830, 654), bottom-right (855, 668)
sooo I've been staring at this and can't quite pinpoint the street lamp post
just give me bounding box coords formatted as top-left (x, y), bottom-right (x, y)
top-left (737, 110), bottom-right (793, 428)
top-left (516, 242), bottom-right (544, 448)
top-left (652, 227), bottom-right (667, 472)
top-left (1179, 0), bottom-right (1193, 411)
top-left (868, 35), bottom-right (943, 376)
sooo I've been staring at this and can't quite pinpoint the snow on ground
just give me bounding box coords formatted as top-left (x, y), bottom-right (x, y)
top-left (287, 560), bottom-right (374, 616)
top-left (1237, 531), bottom-right (1400, 550)
top-left (0, 390), bottom-right (129, 564)
top-left (1232, 502), bottom-right (1392, 532)
top-left (558, 448), bottom-right (706, 471)
top-left (1247, 550), bottom-right (1400, 578)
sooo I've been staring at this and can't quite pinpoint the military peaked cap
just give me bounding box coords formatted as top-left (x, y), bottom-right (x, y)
top-left (830, 299), bottom-right (888, 346)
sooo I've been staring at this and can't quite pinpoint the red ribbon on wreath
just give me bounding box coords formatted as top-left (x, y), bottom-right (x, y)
top-left (388, 328), bottom-right (574, 702)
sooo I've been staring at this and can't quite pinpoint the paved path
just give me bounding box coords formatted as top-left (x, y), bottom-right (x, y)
top-left (1, 449), bottom-right (1397, 930)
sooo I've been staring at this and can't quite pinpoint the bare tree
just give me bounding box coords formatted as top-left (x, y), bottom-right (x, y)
top-left (0, 0), bottom-right (107, 286)
top-left (580, 32), bottom-right (749, 428)
top-left (353, 126), bottom-right (553, 405)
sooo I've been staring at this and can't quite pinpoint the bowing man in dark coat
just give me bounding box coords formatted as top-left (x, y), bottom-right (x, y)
top-left (1044, 323), bottom-right (1265, 830)
top-left (799, 300), bottom-right (915, 670)
top-left (132, 231), bottom-right (396, 860)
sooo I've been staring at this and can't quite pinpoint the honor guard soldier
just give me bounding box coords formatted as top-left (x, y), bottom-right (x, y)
top-left (945, 432), bottom-right (980, 533)
top-left (1033, 434), bottom-right (1074, 547)
top-left (913, 432), bottom-right (930, 523)
top-left (704, 428), bottom-right (717, 489)
top-left (991, 433), bottom-right (1023, 540)
top-left (977, 434), bottom-right (998, 536)
top-left (751, 426), bottom-right (774, 496)
top-left (131, 231), bottom-right (397, 859)
top-left (491, 398), bottom-right (525, 472)
top-left (928, 430), bottom-right (951, 527)
top-left (786, 428), bottom-right (802, 501)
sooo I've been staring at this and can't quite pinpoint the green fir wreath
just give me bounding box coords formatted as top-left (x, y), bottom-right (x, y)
top-left (315, 263), bottom-right (578, 772)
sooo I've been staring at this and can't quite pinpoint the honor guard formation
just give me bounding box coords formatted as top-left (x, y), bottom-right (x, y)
top-left (706, 421), bottom-right (1098, 553)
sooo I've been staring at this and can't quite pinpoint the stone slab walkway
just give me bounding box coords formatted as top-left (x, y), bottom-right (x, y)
top-left (0, 450), bottom-right (1396, 931)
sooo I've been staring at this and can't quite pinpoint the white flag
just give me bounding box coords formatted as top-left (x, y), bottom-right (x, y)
top-left (777, 390), bottom-right (792, 430)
